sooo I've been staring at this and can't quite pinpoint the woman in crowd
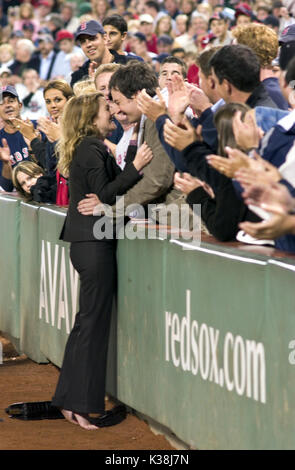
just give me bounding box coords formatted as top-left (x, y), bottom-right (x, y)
top-left (14, 79), bottom-right (74, 205)
top-left (154, 15), bottom-right (174, 39)
top-left (12, 160), bottom-right (56, 203)
top-left (172, 102), bottom-right (261, 241)
top-left (51, 92), bottom-right (153, 430)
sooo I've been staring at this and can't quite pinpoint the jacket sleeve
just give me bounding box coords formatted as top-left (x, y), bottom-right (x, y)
top-left (76, 139), bottom-right (142, 206)
top-left (182, 139), bottom-right (222, 191)
top-left (30, 138), bottom-right (47, 169)
top-left (186, 176), bottom-right (250, 242)
top-left (112, 118), bottom-right (176, 213)
top-left (155, 114), bottom-right (189, 172)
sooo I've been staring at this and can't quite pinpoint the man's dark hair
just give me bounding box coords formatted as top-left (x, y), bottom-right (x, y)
top-left (279, 42), bottom-right (295, 71)
top-left (196, 46), bottom-right (222, 77)
top-left (285, 56), bottom-right (295, 84)
top-left (209, 44), bottom-right (260, 92)
top-left (160, 55), bottom-right (187, 78)
top-left (109, 61), bottom-right (158, 98)
top-left (145, 1), bottom-right (160, 12)
top-left (102, 14), bottom-right (128, 34)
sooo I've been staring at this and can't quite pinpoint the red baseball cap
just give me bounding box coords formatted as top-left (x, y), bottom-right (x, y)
top-left (56, 30), bottom-right (74, 42)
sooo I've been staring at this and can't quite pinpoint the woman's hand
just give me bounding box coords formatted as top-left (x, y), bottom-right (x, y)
top-left (174, 171), bottom-right (215, 198)
top-left (132, 142), bottom-right (153, 171)
top-left (37, 117), bottom-right (61, 142)
top-left (206, 147), bottom-right (251, 178)
top-left (77, 193), bottom-right (102, 216)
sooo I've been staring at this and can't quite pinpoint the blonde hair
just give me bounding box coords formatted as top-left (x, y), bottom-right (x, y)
top-left (0, 43), bottom-right (14, 58)
top-left (231, 23), bottom-right (278, 67)
top-left (73, 78), bottom-right (97, 96)
top-left (94, 62), bottom-right (121, 82)
top-left (57, 93), bottom-right (104, 177)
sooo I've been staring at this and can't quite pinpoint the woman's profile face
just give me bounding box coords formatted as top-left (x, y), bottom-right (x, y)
top-left (93, 97), bottom-right (116, 138)
top-left (17, 171), bottom-right (43, 194)
top-left (44, 88), bottom-right (68, 121)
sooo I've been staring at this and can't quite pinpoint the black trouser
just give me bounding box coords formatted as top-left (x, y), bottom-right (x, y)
top-left (52, 240), bottom-right (117, 414)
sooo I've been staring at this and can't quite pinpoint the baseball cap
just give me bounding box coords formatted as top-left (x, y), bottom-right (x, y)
top-left (133, 32), bottom-right (147, 42)
top-left (263, 15), bottom-right (280, 28)
top-left (75, 20), bottom-right (105, 40)
top-left (38, 33), bottom-right (54, 43)
top-left (38, 0), bottom-right (51, 6)
top-left (56, 30), bottom-right (74, 42)
top-left (78, 2), bottom-right (92, 16)
top-left (22, 21), bottom-right (35, 32)
top-left (279, 24), bottom-right (295, 44)
top-left (0, 85), bottom-right (19, 103)
top-left (157, 34), bottom-right (174, 45)
top-left (235, 3), bottom-right (252, 18)
top-left (153, 52), bottom-right (170, 63)
top-left (139, 14), bottom-right (154, 24)
top-left (209, 12), bottom-right (227, 25)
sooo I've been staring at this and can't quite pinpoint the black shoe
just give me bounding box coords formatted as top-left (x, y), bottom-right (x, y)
top-left (89, 405), bottom-right (127, 427)
top-left (5, 401), bottom-right (64, 420)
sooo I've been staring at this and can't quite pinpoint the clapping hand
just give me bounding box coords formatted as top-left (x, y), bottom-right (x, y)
top-left (174, 171), bottom-right (215, 198)
top-left (232, 110), bottom-right (263, 151)
top-left (163, 116), bottom-right (199, 151)
top-left (136, 88), bottom-right (167, 122)
top-left (239, 212), bottom-right (295, 240)
top-left (167, 75), bottom-right (190, 122)
top-left (11, 117), bottom-right (39, 143)
top-left (37, 117), bottom-right (61, 143)
top-left (235, 153), bottom-right (281, 188)
top-left (242, 182), bottom-right (295, 216)
top-left (0, 138), bottom-right (11, 163)
top-left (206, 147), bottom-right (251, 178)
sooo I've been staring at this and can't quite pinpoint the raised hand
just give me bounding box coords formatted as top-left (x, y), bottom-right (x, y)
top-left (232, 110), bottom-right (262, 151)
top-left (136, 88), bottom-right (167, 122)
top-left (187, 85), bottom-right (212, 116)
top-left (167, 75), bottom-right (190, 122)
top-left (235, 155), bottom-right (281, 188)
top-left (37, 117), bottom-right (61, 142)
top-left (206, 147), bottom-right (251, 178)
top-left (163, 116), bottom-right (198, 151)
top-left (0, 138), bottom-right (12, 163)
top-left (242, 183), bottom-right (295, 216)
top-left (11, 117), bottom-right (38, 142)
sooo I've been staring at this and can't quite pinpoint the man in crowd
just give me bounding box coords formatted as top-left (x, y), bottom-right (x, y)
top-left (28, 34), bottom-right (59, 83)
top-left (70, 20), bottom-right (140, 87)
top-left (0, 86), bottom-right (37, 191)
top-left (232, 22), bottom-right (289, 110)
top-left (102, 14), bottom-right (143, 61)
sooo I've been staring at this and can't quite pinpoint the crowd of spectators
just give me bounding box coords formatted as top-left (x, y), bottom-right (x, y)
top-left (1, 0), bottom-right (295, 254)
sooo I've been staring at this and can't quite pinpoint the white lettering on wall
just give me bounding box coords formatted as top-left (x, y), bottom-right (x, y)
top-left (165, 290), bottom-right (266, 404)
top-left (39, 240), bottom-right (79, 333)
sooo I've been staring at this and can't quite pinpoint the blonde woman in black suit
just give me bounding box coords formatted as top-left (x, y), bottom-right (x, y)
top-left (51, 93), bottom-right (153, 429)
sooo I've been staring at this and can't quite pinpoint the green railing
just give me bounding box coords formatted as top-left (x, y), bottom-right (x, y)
top-left (1, 193), bottom-right (295, 450)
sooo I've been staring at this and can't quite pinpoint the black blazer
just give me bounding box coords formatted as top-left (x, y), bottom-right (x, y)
top-left (60, 135), bottom-right (141, 242)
